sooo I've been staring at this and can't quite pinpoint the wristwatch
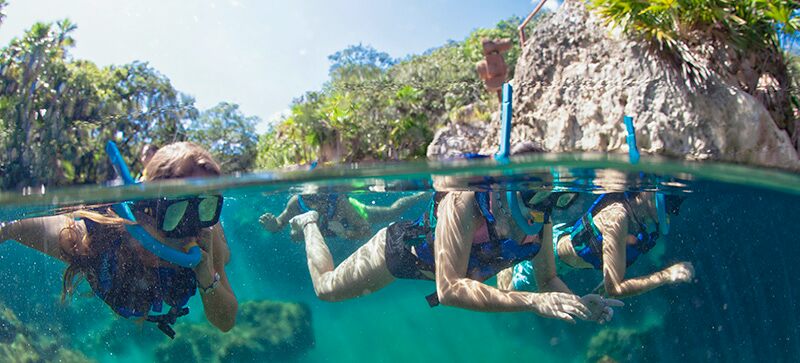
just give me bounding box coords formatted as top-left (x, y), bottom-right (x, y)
top-left (198, 272), bottom-right (221, 295)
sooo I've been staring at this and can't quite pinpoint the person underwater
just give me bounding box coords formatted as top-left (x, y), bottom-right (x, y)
top-left (500, 191), bottom-right (694, 298)
top-left (285, 143), bottom-right (623, 324)
top-left (259, 191), bottom-right (430, 241)
top-left (0, 142), bottom-right (238, 337)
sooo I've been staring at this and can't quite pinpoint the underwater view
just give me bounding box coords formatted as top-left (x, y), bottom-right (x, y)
top-left (0, 155), bottom-right (798, 362)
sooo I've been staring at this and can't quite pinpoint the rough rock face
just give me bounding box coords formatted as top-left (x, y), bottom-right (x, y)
top-left (427, 120), bottom-right (491, 158)
top-left (432, 0), bottom-right (799, 169)
top-left (154, 300), bottom-right (314, 363)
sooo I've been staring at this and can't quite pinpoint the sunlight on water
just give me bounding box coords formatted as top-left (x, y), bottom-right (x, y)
top-left (0, 154), bottom-right (798, 362)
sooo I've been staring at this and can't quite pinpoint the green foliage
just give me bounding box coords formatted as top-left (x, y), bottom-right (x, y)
top-left (789, 52), bottom-right (800, 115)
top-left (256, 15), bottom-right (549, 169)
top-left (0, 0), bottom-right (6, 27)
top-left (589, 0), bottom-right (799, 52)
top-left (0, 20), bottom-right (256, 188)
top-left (187, 102), bottom-right (260, 174)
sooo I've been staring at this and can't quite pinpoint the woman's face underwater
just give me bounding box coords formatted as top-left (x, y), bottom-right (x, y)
top-left (135, 166), bottom-right (219, 246)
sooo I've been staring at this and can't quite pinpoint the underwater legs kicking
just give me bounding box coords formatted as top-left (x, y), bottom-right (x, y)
top-left (290, 211), bottom-right (396, 301)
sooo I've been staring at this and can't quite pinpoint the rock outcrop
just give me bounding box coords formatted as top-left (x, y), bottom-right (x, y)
top-left (429, 1), bottom-right (800, 170)
top-left (0, 302), bottom-right (92, 363)
top-left (586, 327), bottom-right (658, 362)
top-left (154, 300), bottom-right (314, 363)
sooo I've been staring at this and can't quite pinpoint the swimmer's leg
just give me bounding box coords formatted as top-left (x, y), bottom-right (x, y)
top-left (290, 211), bottom-right (395, 302)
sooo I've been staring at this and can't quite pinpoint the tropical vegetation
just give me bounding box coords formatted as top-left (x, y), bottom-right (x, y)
top-left (589, 0), bottom-right (799, 140)
top-left (255, 16), bottom-right (542, 169)
top-left (0, 0), bottom-right (259, 189)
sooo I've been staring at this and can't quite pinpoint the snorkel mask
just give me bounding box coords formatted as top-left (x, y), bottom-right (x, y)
top-left (132, 195), bottom-right (223, 238)
top-left (494, 83), bottom-right (545, 236)
top-left (105, 141), bottom-right (206, 268)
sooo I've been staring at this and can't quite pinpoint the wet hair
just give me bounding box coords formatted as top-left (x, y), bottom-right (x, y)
top-left (59, 142), bottom-right (221, 303)
top-left (141, 142), bottom-right (221, 181)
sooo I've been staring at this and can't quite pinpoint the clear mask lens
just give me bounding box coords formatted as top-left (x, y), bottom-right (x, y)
top-left (198, 196), bottom-right (220, 222)
top-left (162, 200), bottom-right (189, 232)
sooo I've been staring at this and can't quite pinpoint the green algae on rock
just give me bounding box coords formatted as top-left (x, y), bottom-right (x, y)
top-left (0, 302), bottom-right (93, 363)
top-left (586, 327), bottom-right (658, 363)
top-left (154, 300), bottom-right (314, 363)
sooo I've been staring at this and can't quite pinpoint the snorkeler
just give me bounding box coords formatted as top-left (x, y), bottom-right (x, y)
top-left (0, 142), bottom-right (238, 337)
top-left (286, 143), bottom-right (623, 323)
top-left (259, 192), bottom-right (430, 241)
top-left (503, 192), bottom-right (695, 298)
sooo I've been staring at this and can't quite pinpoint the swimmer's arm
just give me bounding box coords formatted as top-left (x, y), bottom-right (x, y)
top-left (197, 225), bottom-right (238, 332)
top-left (363, 192), bottom-right (431, 224)
top-left (600, 213), bottom-right (670, 298)
top-left (532, 222), bottom-right (573, 294)
top-left (434, 192), bottom-right (539, 312)
top-left (0, 215), bottom-right (78, 262)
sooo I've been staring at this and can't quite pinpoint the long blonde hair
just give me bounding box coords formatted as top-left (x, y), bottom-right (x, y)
top-left (59, 142), bottom-right (222, 302)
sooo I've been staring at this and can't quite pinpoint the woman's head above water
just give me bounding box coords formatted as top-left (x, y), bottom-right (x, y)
top-left (141, 142), bottom-right (222, 181)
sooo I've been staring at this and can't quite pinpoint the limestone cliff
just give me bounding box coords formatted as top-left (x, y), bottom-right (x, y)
top-left (429, 1), bottom-right (800, 170)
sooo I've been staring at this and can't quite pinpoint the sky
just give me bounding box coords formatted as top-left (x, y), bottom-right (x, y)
top-left (0, 0), bottom-right (561, 132)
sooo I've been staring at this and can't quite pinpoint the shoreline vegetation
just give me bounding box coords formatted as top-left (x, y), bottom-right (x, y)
top-left (0, 0), bottom-right (798, 190)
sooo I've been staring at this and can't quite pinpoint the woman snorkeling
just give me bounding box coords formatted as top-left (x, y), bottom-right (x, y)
top-left (259, 191), bottom-right (429, 241)
top-left (286, 143), bottom-right (623, 323)
top-left (503, 192), bottom-right (694, 298)
top-left (0, 142), bottom-right (237, 337)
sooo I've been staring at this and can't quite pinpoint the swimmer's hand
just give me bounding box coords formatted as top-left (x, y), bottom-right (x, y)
top-left (289, 211), bottom-right (319, 242)
top-left (259, 213), bottom-right (281, 233)
top-left (580, 294), bottom-right (624, 324)
top-left (530, 292), bottom-right (592, 324)
top-left (666, 261), bottom-right (694, 283)
top-left (193, 228), bottom-right (217, 288)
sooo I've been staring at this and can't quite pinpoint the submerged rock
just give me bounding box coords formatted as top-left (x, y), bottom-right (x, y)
top-left (586, 327), bottom-right (657, 363)
top-left (435, 0), bottom-right (799, 169)
top-left (0, 302), bottom-right (93, 363)
top-left (155, 300), bottom-right (314, 363)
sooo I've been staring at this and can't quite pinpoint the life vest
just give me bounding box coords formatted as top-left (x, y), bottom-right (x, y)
top-left (569, 193), bottom-right (659, 269)
top-left (82, 219), bottom-right (196, 339)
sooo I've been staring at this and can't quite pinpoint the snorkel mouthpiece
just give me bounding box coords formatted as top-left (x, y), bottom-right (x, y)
top-left (105, 141), bottom-right (202, 268)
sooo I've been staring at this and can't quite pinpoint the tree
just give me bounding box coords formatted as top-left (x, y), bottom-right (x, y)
top-left (188, 102), bottom-right (259, 174)
top-left (0, 21), bottom-right (198, 188)
top-left (0, 0), bottom-right (7, 28)
top-left (328, 43), bottom-right (396, 77)
top-left (254, 16), bottom-right (549, 169)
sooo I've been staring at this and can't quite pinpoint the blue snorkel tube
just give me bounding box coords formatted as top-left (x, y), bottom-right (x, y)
top-left (105, 141), bottom-right (203, 268)
top-left (495, 84), bottom-right (544, 236)
top-left (622, 116), bottom-right (669, 235)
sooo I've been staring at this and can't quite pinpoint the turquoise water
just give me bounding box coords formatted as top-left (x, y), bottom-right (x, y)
top-left (0, 154), bottom-right (799, 362)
